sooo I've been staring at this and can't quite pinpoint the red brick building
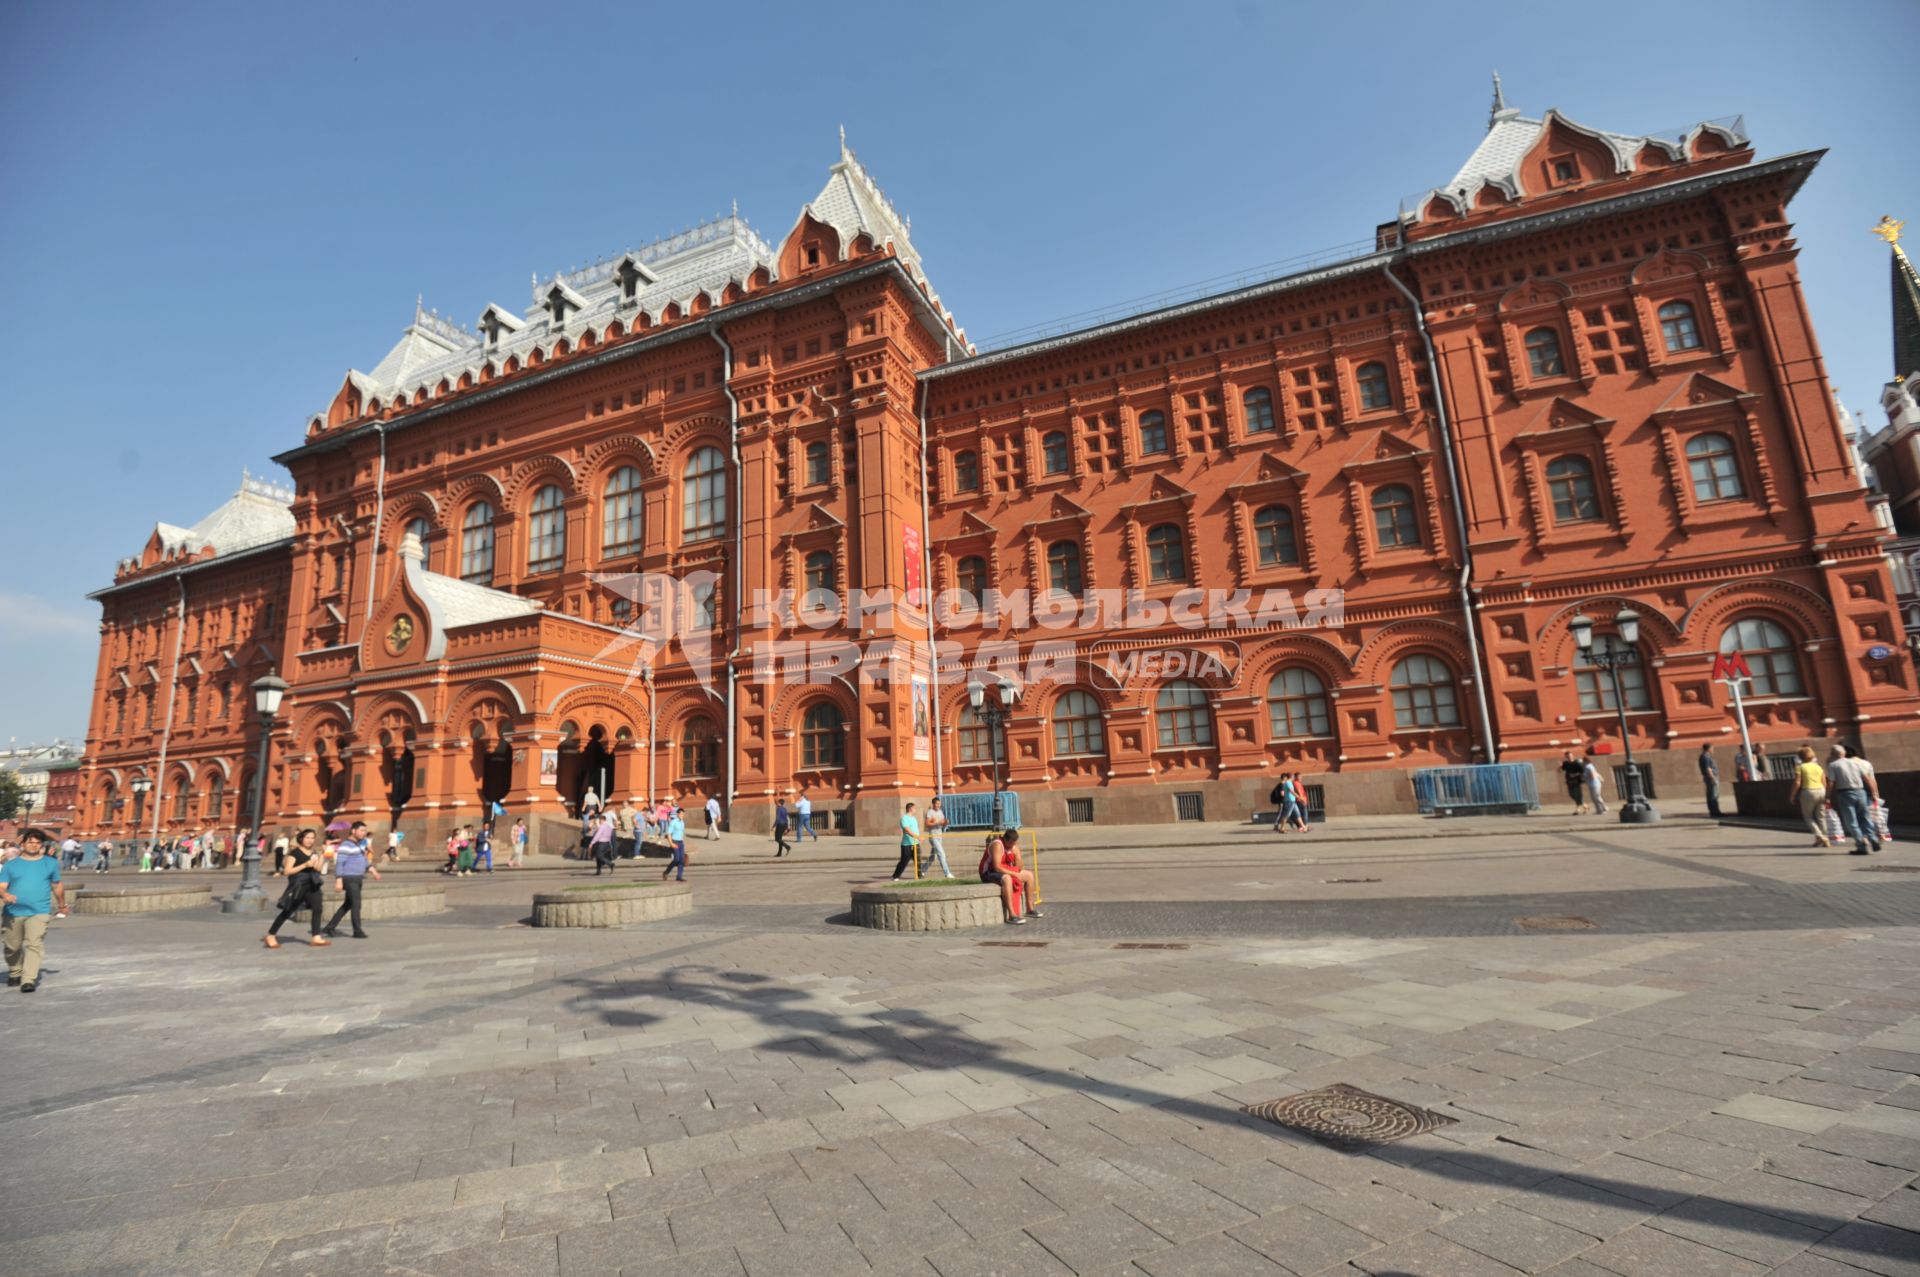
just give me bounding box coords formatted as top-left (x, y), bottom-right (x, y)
top-left (77, 102), bottom-right (1918, 842)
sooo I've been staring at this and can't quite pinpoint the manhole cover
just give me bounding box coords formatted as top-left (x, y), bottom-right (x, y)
top-left (977, 940), bottom-right (1049, 948)
top-left (1243, 1084), bottom-right (1456, 1149)
top-left (1324, 877), bottom-right (1382, 884)
top-left (1516, 915), bottom-right (1597, 930)
top-left (1857, 865), bottom-right (1920, 873)
top-left (1113, 942), bottom-right (1189, 950)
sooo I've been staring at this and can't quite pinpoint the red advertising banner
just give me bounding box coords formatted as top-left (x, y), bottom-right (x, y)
top-left (902, 522), bottom-right (924, 607)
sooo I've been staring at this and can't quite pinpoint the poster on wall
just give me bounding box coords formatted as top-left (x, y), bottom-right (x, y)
top-left (911, 675), bottom-right (932, 762)
top-left (902, 522), bottom-right (924, 608)
top-left (538, 750), bottom-right (559, 786)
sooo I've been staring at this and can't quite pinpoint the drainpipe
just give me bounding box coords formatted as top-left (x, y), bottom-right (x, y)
top-left (918, 376), bottom-right (946, 797)
top-left (359, 422), bottom-right (389, 646)
top-left (1381, 264), bottom-right (1499, 764)
top-left (709, 330), bottom-right (743, 821)
top-left (148, 572), bottom-right (188, 850)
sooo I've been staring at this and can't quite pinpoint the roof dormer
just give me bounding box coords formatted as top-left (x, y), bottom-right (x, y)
top-left (613, 252), bottom-right (660, 307)
top-left (544, 280), bottom-right (586, 330)
top-left (478, 303), bottom-right (525, 350)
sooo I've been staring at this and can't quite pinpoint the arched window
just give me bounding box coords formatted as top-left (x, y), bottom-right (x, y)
top-left (954, 449), bottom-right (980, 492)
top-left (804, 440), bottom-right (831, 487)
top-left (1389, 654), bottom-right (1461, 728)
top-left (602, 466), bottom-right (643, 558)
top-left (957, 706), bottom-right (994, 764)
top-left (460, 502), bottom-right (495, 585)
top-left (1042, 431), bottom-right (1070, 475)
top-left (1139, 410), bottom-right (1169, 456)
top-left (1146, 523), bottom-right (1188, 583)
top-left (680, 717), bottom-right (719, 778)
top-left (1052, 690), bottom-right (1105, 756)
top-left (1575, 642), bottom-right (1651, 712)
top-left (1659, 300), bottom-right (1704, 352)
top-left (1686, 434), bottom-right (1744, 502)
top-left (1155, 680), bottom-right (1214, 748)
top-left (1266, 668), bottom-right (1331, 738)
top-left (1243, 387), bottom-right (1276, 433)
top-left (1253, 505), bottom-right (1298, 566)
top-left (1721, 617), bottom-right (1804, 699)
top-left (1356, 361), bottom-right (1393, 411)
top-left (1545, 456), bottom-right (1600, 523)
top-left (526, 484), bottom-right (566, 574)
top-left (803, 550), bottom-right (836, 607)
top-left (1047, 540), bottom-right (1084, 597)
top-left (800, 702), bottom-right (845, 768)
top-left (404, 516), bottom-right (432, 568)
top-left (1371, 485), bottom-right (1420, 548)
top-left (207, 771), bottom-right (225, 817)
top-left (683, 447), bottom-right (727, 542)
top-left (1525, 327), bottom-right (1566, 378)
top-left (956, 555), bottom-right (989, 607)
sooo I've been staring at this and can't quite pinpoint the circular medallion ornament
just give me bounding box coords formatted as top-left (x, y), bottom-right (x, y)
top-left (385, 614), bottom-right (416, 656)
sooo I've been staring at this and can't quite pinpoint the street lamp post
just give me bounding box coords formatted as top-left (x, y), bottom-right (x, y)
top-left (967, 677), bottom-right (1018, 830)
top-left (1570, 608), bottom-right (1659, 824)
top-left (130, 776), bottom-right (151, 848)
top-left (222, 673), bottom-right (287, 912)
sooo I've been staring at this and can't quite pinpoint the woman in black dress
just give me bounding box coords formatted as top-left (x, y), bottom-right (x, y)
top-left (263, 828), bottom-right (330, 949)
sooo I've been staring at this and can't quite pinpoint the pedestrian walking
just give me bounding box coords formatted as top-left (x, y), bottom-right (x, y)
top-left (1788, 744), bottom-right (1830, 847)
top-left (772, 799), bottom-right (791, 858)
top-left (385, 829), bottom-right (404, 863)
top-left (263, 829), bottom-right (329, 949)
top-left (455, 826), bottom-right (479, 876)
top-left (1560, 751), bottom-right (1588, 814)
top-left (322, 820), bottom-right (380, 939)
top-left (704, 793), bottom-right (721, 840)
top-left (614, 800), bottom-right (637, 861)
top-left (1825, 744), bottom-right (1882, 855)
top-left (1698, 744), bottom-right (1722, 818)
top-left (442, 827), bottom-right (466, 874)
top-left (2, 829), bottom-right (67, 992)
top-left (509, 817), bottom-right (528, 868)
top-left (472, 824), bottom-right (494, 873)
top-left (59, 836), bottom-right (80, 869)
top-left (662, 808), bottom-right (687, 881)
top-left (893, 802), bottom-right (921, 881)
top-left (94, 838), bottom-right (114, 874)
top-left (1277, 773), bottom-right (1308, 832)
top-left (795, 793), bottom-right (818, 840)
top-left (590, 812), bottom-right (617, 875)
top-left (922, 797), bottom-right (953, 878)
top-left (272, 830), bottom-right (289, 875)
top-left (1583, 755), bottom-right (1608, 815)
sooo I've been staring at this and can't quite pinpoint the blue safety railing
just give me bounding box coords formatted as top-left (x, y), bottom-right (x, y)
top-left (941, 792), bottom-right (1022, 830)
top-left (1411, 763), bottom-right (1540, 815)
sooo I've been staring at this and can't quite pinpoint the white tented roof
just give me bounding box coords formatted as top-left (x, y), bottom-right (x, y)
top-left (150, 474), bottom-right (296, 560)
top-left (410, 568), bottom-right (542, 630)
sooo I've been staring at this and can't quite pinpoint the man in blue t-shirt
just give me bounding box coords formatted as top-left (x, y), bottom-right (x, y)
top-left (321, 820), bottom-right (382, 939)
top-left (661, 809), bottom-right (688, 882)
top-left (2, 829), bottom-right (67, 992)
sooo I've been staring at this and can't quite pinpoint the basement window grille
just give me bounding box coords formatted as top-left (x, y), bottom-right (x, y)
top-left (1174, 792), bottom-right (1205, 822)
top-left (1066, 798), bottom-right (1094, 824)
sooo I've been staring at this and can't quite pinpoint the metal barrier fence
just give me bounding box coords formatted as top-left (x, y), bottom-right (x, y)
top-left (1411, 763), bottom-right (1540, 816)
top-left (941, 792), bottom-right (1022, 830)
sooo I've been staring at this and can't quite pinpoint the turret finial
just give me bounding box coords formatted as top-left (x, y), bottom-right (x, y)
top-left (839, 124), bottom-right (849, 162)
top-left (1874, 215), bottom-right (1906, 248)
top-left (1489, 70), bottom-right (1507, 129)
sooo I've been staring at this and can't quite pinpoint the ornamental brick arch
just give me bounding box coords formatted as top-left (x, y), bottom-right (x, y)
top-left (545, 684), bottom-right (647, 739)
top-left (1534, 597), bottom-right (1683, 667)
top-left (582, 434), bottom-right (661, 485)
top-left (445, 472), bottom-right (506, 517)
top-left (1353, 618), bottom-right (1472, 686)
top-left (663, 415), bottom-right (730, 463)
top-left (386, 491), bottom-right (443, 535)
top-left (1242, 632), bottom-right (1358, 696)
top-left (1679, 579), bottom-right (1834, 650)
top-left (503, 455), bottom-right (579, 509)
top-left (445, 680), bottom-right (528, 739)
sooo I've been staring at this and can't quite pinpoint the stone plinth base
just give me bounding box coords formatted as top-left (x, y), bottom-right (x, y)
top-left (850, 880), bottom-right (1003, 931)
top-left (316, 883), bottom-right (448, 919)
top-left (71, 885), bottom-right (213, 915)
top-left (532, 882), bottom-right (692, 928)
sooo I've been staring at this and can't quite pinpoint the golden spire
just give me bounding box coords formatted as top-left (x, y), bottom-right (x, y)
top-left (1874, 215), bottom-right (1905, 247)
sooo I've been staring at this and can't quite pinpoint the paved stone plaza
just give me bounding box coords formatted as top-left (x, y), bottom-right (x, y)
top-left (4, 817), bottom-right (1919, 1276)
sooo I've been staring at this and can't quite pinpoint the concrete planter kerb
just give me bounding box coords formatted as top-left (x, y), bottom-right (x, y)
top-left (849, 881), bottom-right (1004, 931)
top-left (532, 882), bottom-right (693, 928)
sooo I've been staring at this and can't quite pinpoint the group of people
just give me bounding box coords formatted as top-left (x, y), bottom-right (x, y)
top-left (262, 820), bottom-right (384, 948)
top-left (1267, 773), bottom-right (1312, 833)
top-left (769, 793), bottom-right (822, 856)
top-left (890, 800), bottom-right (1041, 925)
top-left (442, 820), bottom-right (527, 875)
top-left (1786, 743), bottom-right (1891, 855)
top-left (575, 793), bottom-right (715, 881)
top-left (1559, 751), bottom-right (1616, 814)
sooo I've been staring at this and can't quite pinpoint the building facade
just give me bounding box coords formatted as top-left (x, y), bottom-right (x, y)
top-left (79, 103), bottom-right (1919, 842)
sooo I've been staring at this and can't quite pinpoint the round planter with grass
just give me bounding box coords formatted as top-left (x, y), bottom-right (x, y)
top-left (70, 884), bottom-right (214, 915)
top-left (532, 881), bottom-right (692, 927)
top-left (849, 879), bottom-right (1004, 931)
top-left (316, 882), bottom-right (448, 920)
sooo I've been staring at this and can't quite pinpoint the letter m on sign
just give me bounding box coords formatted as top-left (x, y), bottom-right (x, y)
top-left (1712, 651), bottom-right (1753, 681)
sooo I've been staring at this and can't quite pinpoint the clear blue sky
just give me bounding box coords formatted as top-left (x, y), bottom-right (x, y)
top-left (2, 0), bottom-right (1915, 746)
